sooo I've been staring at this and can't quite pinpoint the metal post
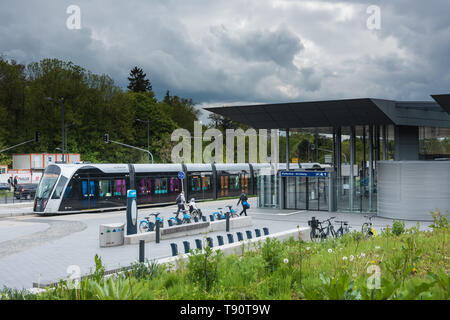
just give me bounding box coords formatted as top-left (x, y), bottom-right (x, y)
top-left (368, 125), bottom-right (374, 211)
top-left (139, 240), bottom-right (145, 263)
top-left (226, 211), bottom-right (230, 232)
top-left (383, 125), bottom-right (387, 160)
top-left (61, 99), bottom-right (65, 163)
top-left (350, 126), bottom-right (356, 211)
top-left (286, 128), bottom-right (290, 171)
top-left (155, 220), bottom-right (160, 243)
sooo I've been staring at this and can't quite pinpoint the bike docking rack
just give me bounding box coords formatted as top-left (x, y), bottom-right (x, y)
top-left (124, 215), bottom-right (253, 245)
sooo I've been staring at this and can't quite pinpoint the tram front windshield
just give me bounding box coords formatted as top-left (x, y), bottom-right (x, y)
top-left (36, 165), bottom-right (61, 201)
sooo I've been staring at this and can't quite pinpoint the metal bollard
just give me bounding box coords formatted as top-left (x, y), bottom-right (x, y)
top-left (155, 220), bottom-right (160, 244)
top-left (195, 239), bottom-right (202, 250)
top-left (227, 233), bottom-right (234, 243)
top-left (209, 214), bottom-right (215, 222)
top-left (139, 240), bottom-right (145, 263)
top-left (245, 230), bottom-right (252, 239)
top-left (194, 216), bottom-right (199, 223)
top-left (183, 241), bottom-right (190, 253)
top-left (263, 227), bottom-right (269, 235)
top-left (255, 229), bottom-right (261, 237)
top-left (170, 243), bottom-right (178, 256)
top-left (206, 237), bottom-right (213, 248)
top-left (217, 235), bottom-right (224, 246)
top-left (236, 232), bottom-right (244, 241)
top-left (201, 216), bottom-right (207, 222)
top-left (226, 212), bottom-right (230, 232)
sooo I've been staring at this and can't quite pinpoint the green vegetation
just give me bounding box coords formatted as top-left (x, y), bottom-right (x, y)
top-left (0, 58), bottom-right (201, 165)
top-left (1, 211), bottom-right (448, 300)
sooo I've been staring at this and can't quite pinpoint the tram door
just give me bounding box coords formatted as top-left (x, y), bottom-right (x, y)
top-left (81, 179), bottom-right (97, 209)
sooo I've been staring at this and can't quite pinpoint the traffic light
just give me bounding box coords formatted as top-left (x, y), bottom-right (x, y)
top-left (35, 131), bottom-right (40, 142)
top-left (104, 133), bottom-right (109, 143)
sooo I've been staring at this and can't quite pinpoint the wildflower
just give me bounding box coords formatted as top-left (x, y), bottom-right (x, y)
top-left (306, 247), bottom-right (311, 251)
top-left (361, 252), bottom-right (366, 257)
top-left (370, 260), bottom-right (375, 264)
top-left (342, 256), bottom-right (348, 261)
top-left (328, 249), bottom-right (333, 253)
top-left (375, 246), bottom-right (380, 250)
top-left (349, 255), bottom-right (354, 261)
top-left (283, 258), bottom-right (289, 264)
top-left (340, 248), bottom-right (343, 251)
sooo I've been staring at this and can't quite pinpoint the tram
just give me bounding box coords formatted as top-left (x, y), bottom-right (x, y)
top-left (33, 162), bottom-right (325, 215)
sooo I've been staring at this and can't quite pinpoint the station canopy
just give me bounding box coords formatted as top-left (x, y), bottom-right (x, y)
top-left (204, 96), bottom-right (450, 130)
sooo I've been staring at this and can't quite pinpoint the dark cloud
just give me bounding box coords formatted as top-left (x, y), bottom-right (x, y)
top-left (0, 0), bottom-right (449, 106)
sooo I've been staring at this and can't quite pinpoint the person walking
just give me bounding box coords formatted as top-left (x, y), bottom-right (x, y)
top-left (176, 191), bottom-right (186, 215)
top-left (13, 176), bottom-right (18, 192)
top-left (237, 191), bottom-right (249, 216)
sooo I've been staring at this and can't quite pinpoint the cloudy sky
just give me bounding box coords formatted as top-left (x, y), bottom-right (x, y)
top-left (1, 0), bottom-right (449, 121)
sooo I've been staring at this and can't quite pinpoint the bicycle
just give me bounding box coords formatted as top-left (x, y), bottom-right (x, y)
top-left (212, 208), bottom-right (227, 220)
top-left (308, 217), bottom-right (336, 242)
top-left (169, 209), bottom-right (191, 225)
top-left (224, 205), bottom-right (239, 218)
top-left (188, 198), bottom-right (203, 220)
top-left (361, 214), bottom-right (377, 238)
top-left (335, 220), bottom-right (350, 237)
top-left (139, 213), bottom-right (163, 233)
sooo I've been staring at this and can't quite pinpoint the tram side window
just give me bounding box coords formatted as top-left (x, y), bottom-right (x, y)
top-left (114, 179), bottom-right (125, 196)
top-left (191, 176), bottom-right (201, 192)
top-left (99, 180), bottom-right (112, 198)
top-left (202, 176), bottom-right (210, 191)
top-left (231, 175), bottom-right (240, 190)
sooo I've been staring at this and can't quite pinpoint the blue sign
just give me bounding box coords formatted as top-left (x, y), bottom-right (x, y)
top-left (280, 171), bottom-right (329, 178)
top-left (127, 189), bottom-right (137, 198)
top-left (178, 171), bottom-right (185, 179)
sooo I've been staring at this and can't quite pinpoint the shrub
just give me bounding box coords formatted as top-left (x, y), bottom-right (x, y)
top-left (392, 220), bottom-right (406, 236)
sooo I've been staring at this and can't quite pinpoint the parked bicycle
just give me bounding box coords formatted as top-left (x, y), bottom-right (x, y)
top-left (212, 208), bottom-right (226, 220)
top-left (335, 220), bottom-right (350, 237)
top-left (308, 217), bottom-right (336, 242)
top-left (224, 205), bottom-right (239, 218)
top-left (169, 209), bottom-right (191, 225)
top-left (139, 213), bottom-right (163, 233)
top-left (361, 214), bottom-right (377, 238)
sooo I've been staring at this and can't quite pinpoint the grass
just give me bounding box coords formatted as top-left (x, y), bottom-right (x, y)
top-left (1, 211), bottom-right (449, 300)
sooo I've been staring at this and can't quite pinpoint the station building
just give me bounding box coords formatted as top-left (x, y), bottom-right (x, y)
top-left (205, 94), bottom-right (450, 221)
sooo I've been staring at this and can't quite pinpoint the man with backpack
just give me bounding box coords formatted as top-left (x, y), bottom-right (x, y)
top-left (237, 191), bottom-right (250, 216)
top-left (176, 191), bottom-right (186, 214)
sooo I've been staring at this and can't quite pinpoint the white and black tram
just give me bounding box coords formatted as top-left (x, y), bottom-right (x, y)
top-left (33, 162), bottom-right (324, 215)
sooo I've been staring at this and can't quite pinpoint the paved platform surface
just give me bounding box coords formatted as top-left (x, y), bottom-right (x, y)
top-left (0, 198), bottom-right (433, 289)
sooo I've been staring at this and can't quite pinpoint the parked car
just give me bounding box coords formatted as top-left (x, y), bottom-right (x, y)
top-left (14, 184), bottom-right (38, 200)
top-left (0, 183), bottom-right (10, 191)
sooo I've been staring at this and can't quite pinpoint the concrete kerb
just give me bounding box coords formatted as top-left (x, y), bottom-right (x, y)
top-left (32, 226), bottom-right (311, 289)
top-left (151, 226), bottom-right (311, 272)
top-left (124, 216), bottom-right (253, 245)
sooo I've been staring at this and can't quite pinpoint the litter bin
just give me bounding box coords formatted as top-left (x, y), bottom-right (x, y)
top-left (99, 223), bottom-right (125, 247)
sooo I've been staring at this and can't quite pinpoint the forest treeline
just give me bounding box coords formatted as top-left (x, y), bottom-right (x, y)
top-left (0, 58), bottom-right (204, 165)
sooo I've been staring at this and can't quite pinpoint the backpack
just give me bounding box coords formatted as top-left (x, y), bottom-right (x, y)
top-left (242, 201), bottom-right (250, 209)
top-left (176, 194), bottom-right (181, 204)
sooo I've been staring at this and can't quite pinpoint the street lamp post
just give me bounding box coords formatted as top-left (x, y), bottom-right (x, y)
top-left (46, 97), bottom-right (65, 163)
top-left (135, 118), bottom-right (159, 163)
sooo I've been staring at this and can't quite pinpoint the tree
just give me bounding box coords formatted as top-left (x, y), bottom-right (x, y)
top-left (127, 66), bottom-right (152, 92)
